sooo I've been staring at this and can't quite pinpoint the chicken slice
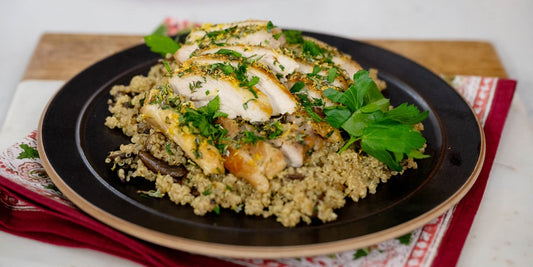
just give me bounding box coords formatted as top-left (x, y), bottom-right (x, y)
top-left (217, 117), bottom-right (286, 192)
top-left (185, 20), bottom-right (285, 49)
top-left (194, 45), bottom-right (300, 77)
top-left (331, 55), bottom-right (362, 81)
top-left (169, 69), bottom-right (273, 122)
top-left (174, 43), bottom-right (199, 64)
top-left (140, 104), bottom-right (224, 175)
top-left (302, 36), bottom-right (363, 79)
top-left (268, 112), bottom-right (342, 168)
top-left (224, 142), bottom-right (286, 192)
top-left (184, 55), bottom-right (297, 116)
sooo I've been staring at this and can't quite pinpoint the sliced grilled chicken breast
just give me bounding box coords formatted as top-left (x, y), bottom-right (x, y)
top-left (224, 142), bottom-right (286, 192)
top-left (185, 20), bottom-right (285, 49)
top-left (174, 43), bottom-right (199, 64)
top-left (217, 117), bottom-right (286, 192)
top-left (140, 104), bottom-right (224, 175)
top-left (169, 70), bottom-right (273, 122)
top-left (183, 55), bottom-right (297, 116)
top-left (194, 45), bottom-right (299, 77)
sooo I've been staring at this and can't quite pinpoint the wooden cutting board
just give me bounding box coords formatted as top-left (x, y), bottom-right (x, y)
top-left (23, 33), bottom-right (508, 81)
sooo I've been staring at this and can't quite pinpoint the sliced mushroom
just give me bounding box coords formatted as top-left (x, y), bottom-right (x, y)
top-left (138, 151), bottom-right (188, 178)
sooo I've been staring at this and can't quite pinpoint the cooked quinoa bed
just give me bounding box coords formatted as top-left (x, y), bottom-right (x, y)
top-left (104, 63), bottom-right (420, 227)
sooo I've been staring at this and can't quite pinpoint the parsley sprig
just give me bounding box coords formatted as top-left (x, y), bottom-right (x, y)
top-left (144, 25), bottom-right (181, 57)
top-left (323, 70), bottom-right (429, 171)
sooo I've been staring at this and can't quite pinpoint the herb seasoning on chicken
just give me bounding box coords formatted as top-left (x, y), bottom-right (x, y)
top-left (105, 20), bottom-right (428, 227)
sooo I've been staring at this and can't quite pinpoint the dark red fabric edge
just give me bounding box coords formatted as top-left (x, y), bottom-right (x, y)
top-left (0, 176), bottom-right (241, 267)
top-left (431, 79), bottom-right (517, 267)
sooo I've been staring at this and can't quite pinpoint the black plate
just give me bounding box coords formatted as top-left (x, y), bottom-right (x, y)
top-left (38, 31), bottom-right (484, 257)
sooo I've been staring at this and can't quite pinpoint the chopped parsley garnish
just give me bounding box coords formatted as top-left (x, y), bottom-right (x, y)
top-left (323, 70), bottom-right (429, 171)
top-left (188, 80), bottom-right (203, 92)
top-left (294, 92), bottom-right (323, 122)
top-left (290, 81), bottom-right (305, 93)
top-left (180, 96), bottom-right (229, 155)
top-left (213, 205), bottom-right (220, 215)
top-left (241, 130), bottom-right (265, 144)
top-left (202, 184), bottom-right (212, 195)
top-left (303, 40), bottom-right (323, 56)
top-left (215, 48), bottom-right (242, 58)
top-left (162, 60), bottom-right (173, 76)
top-left (310, 65), bottom-right (321, 75)
top-left (165, 144), bottom-right (174, 155)
top-left (206, 26), bottom-right (238, 39)
top-left (283, 30), bottom-right (304, 44)
top-left (246, 76), bottom-right (260, 88)
top-left (266, 21), bottom-right (275, 32)
top-left (265, 121), bottom-right (284, 139)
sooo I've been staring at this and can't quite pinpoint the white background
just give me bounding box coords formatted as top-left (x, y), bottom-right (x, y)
top-left (1, 0), bottom-right (532, 128)
top-left (1, 0), bottom-right (532, 266)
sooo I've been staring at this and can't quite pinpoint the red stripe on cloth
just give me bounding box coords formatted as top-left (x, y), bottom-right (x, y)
top-left (431, 79), bottom-right (517, 267)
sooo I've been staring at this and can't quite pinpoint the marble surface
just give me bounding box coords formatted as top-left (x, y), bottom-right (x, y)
top-left (1, 0), bottom-right (532, 266)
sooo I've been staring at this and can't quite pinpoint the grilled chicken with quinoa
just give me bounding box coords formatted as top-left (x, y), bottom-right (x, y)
top-left (105, 20), bottom-right (428, 226)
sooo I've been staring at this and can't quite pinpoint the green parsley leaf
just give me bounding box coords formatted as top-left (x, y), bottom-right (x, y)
top-left (266, 21), bottom-right (274, 32)
top-left (323, 106), bottom-right (351, 128)
top-left (311, 65), bottom-right (321, 75)
top-left (385, 103), bottom-right (429, 125)
top-left (144, 35), bottom-right (181, 57)
top-left (17, 144), bottom-right (39, 159)
top-left (360, 121), bottom-right (427, 171)
top-left (327, 67), bottom-right (338, 83)
top-left (290, 81), bottom-right (305, 93)
top-left (247, 76), bottom-right (260, 87)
